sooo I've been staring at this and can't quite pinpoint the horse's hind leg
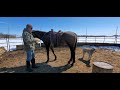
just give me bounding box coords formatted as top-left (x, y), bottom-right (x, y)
top-left (50, 46), bottom-right (57, 61)
top-left (68, 46), bottom-right (73, 65)
top-left (70, 40), bottom-right (77, 66)
top-left (68, 50), bottom-right (72, 64)
top-left (71, 50), bottom-right (75, 66)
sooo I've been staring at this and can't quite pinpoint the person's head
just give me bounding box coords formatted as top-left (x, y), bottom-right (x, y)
top-left (26, 24), bottom-right (33, 33)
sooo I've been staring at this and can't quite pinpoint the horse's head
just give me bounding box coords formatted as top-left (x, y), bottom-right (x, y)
top-left (32, 30), bottom-right (47, 40)
top-left (32, 30), bottom-right (39, 38)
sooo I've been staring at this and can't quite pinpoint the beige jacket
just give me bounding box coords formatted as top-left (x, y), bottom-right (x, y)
top-left (22, 28), bottom-right (36, 51)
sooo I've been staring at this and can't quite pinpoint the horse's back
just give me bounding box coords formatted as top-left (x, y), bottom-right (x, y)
top-left (62, 31), bottom-right (77, 39)
top-left (60, 31), bottom-right (77, 47)
top-left (63, 31), bottom-right (77, 38)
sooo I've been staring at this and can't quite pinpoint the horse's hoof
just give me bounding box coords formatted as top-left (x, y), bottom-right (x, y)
top-left (70, 63), bottom-right (74, 67)
top-left (66, 63), bottom-right (71, 67)
top-left (54, 58), bottom-right (57, 61)
top-left (78, 58), bottom-right (83, 61)
top-left (55, 57), bottom-right (57, 60)
top-left (68, 61), bottom-right (71, 64)
top-left (66, 63), bottom-right (70, 66)
top-left (86, 64), bottom-right (91, 67)
top-left (45, 61), bottom-right (48, 63)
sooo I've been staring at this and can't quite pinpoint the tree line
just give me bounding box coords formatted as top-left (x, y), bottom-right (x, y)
top-left (0, 33), bottom-right (16, 38)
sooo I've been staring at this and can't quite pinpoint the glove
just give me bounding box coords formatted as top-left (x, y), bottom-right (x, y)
top-left (34, 38), bottom-right (40, 44)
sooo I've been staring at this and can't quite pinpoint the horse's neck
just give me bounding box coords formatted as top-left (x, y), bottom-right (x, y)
top-left (41, 32), bottom-right (46, 38)
top-left (40, 32), bottom-right (48, 41)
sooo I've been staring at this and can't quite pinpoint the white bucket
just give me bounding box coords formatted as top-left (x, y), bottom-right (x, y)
top-left (92, 61), bottom-right (113, 73)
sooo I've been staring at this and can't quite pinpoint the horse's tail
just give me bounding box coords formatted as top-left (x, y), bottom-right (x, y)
top-left (73, 33), bottom-right (77, 51)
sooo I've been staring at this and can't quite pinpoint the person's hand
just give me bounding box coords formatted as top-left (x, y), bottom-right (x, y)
top-left (34, 38), bottom-right (40, 44)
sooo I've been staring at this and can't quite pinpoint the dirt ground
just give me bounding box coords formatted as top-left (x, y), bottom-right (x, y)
top-left (0, 47), bottom-right (120, 73)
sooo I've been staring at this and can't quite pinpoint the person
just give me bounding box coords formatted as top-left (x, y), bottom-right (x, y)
top-left (22, 24), bottom-right (40, 72)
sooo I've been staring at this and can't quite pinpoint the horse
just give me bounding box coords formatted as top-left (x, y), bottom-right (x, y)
top-left (32, 30), bottom-right (77, 66)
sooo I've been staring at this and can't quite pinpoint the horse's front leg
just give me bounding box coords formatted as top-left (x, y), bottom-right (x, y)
top-left (50, 46), bottom-right (57, 61)
top-left (45, 46), bottom-right (49, 63)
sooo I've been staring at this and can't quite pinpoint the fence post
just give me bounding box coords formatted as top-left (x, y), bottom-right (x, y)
top-left (85, 36), bottom-right (87, 43)
top-left (115, 35), bottom-right (117, 44)
top-left (103, 36), bottom-right (105, 43)
top-left (9, 43), bottom-right (10, 51)
top-left (95, 37), bottom-right (96, 43)
top-left (6, 35), bottom-right (9, 52)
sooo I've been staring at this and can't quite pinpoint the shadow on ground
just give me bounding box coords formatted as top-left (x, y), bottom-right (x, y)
top-left (78, 58), bottom-right (91, 67)
top-left (0, 62), bottom-right (72, 73)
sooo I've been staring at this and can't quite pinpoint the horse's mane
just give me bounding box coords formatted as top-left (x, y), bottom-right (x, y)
top-left (32, 30), bottom-right (47, 33)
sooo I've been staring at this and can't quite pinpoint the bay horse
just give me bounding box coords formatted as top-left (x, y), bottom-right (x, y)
top-left (32, 30), bottom-right (77, 66)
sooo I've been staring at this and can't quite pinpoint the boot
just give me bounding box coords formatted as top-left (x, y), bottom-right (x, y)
top-left (26, 61), bottom-right (33, 72)
top-left (31, 58), bottom-right (39, 68)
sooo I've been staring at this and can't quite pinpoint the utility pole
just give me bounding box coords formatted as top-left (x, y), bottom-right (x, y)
top-left (115, 26), bottom-right (118, 44)
top-left (85, 28), bottom-right (87, 43)
top-left (8, 24), bottom-right (10, 51)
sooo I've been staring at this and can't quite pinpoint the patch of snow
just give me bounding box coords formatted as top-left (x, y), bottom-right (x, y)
top-left (80, 45), bottom-right (120, 52)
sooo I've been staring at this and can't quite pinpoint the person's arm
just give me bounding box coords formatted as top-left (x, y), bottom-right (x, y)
top-left (23, 32), bottom-right (36, 44)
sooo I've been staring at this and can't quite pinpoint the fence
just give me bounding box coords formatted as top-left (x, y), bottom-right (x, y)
top-left (77, 36), bottom-right (120, 44)
top-left (0, 36), bottom-right (120, 51)
top-left (0, 37), bottom-right (23, 51)
top-left (0, 37), bottom-right (41, 51)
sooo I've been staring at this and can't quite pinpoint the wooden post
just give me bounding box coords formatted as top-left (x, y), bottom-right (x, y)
top-left (85, 36), bottom-right (87, 43)
top-left (92, 61), bottom-right (113, 73)
top-left (6, 35), bottom-right (9, 51)
top-left (103, 36), bottom-right (105, 43)
top-left (95, 37), bottom-right (96, 43)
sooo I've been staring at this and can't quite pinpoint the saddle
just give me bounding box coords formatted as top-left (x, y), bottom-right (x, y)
top-left (49, 30), bottom-right (63, 47)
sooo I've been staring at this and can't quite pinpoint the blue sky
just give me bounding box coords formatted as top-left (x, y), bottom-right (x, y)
top-left (0, 17), bottom-right (120, 36)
